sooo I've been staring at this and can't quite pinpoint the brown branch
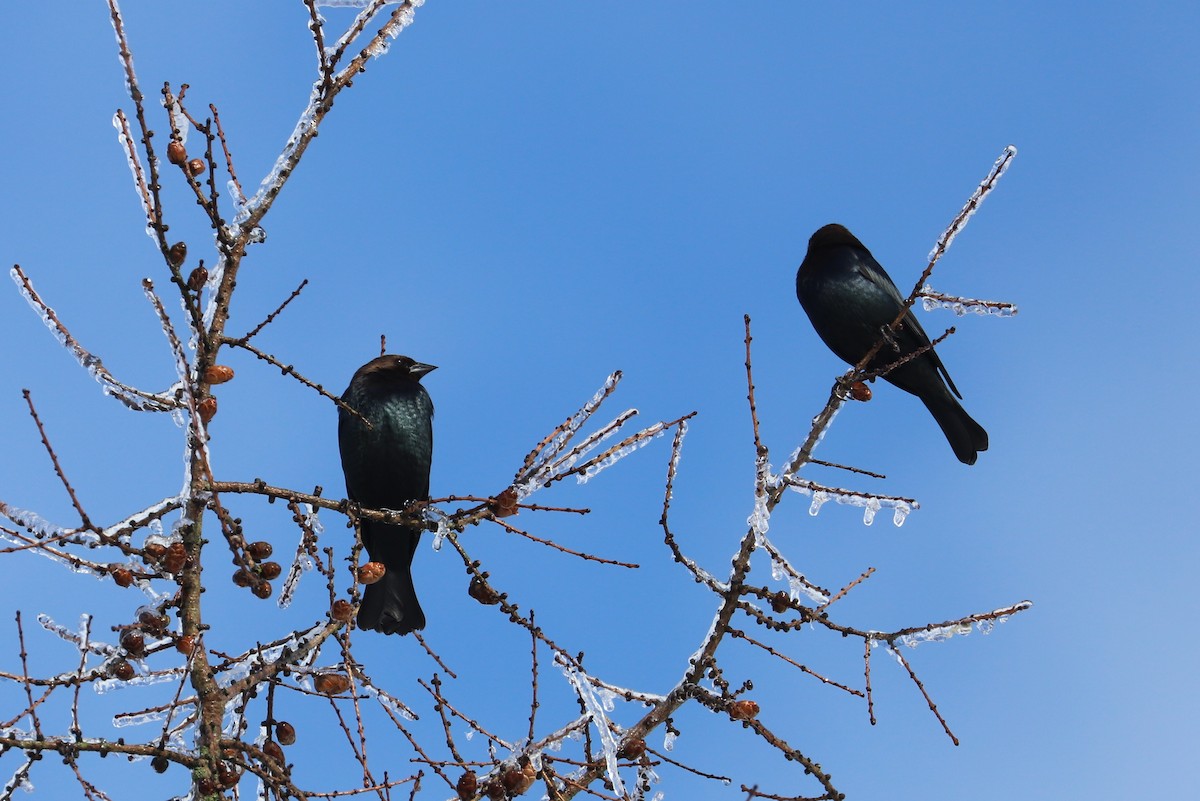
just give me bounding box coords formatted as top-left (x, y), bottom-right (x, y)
top-left (209, 103), bottom-right (246, 205)
top-left (112, 109), bottom-right (153, 228)
top-left (816, 567), bottom-right (876, 613)
top-left (887, 646), bottom-right (958, 745)
top-left (808, 457), bottom-right (886, 479)
top-left (236, 278), bottom-right (310, 343)
top-left (864, 639), bottom-right (876, 725)
top-left (106, 0), bottom-right (168, 253)
top-left (727, 629), bottom-right (863, 697)
top-left (491, 517), bottom-right (639, 568)
top-left (858, 325), bottom-right (956, 384)
top-left (222, 337), bottom-right (370, 426)
top-left (12, 390), bottom-right (91, 525)
top-left (515, 371), bottom-right (623, 482)
top-left (15, 613), bottom-right (43, 740)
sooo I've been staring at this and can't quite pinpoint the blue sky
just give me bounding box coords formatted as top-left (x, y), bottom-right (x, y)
top-left (2, 3), bottom-right (1198, 799)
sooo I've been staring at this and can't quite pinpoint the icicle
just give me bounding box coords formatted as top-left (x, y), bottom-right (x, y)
top-left (558, 660), bottom-right (625, 796)
top-left (577, 423), bottom-right (663, 484)
top-left (894, 622), bottom-right (974, 650)
top-left (110, 112), bottom-right (154, 236)
top-left (164, 97), bottom-right (188, 144)
top-left (928, 145), bottom-right (1018, 263)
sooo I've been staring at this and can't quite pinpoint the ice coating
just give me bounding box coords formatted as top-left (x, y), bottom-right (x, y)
top-left (111, 111), bottom-right (153, 231)
top-left (558, 659), bottom-right (625, 796)
top-left (577, 423), bottom-right (664, 484)
top-left (9, 267), bottom-right (180, 411)
top-left (786, 478), bottom-right (917, 528)
top-left (927, 145), bottom-right (1018, 263)
top-left (920, 284), bottom-right (1019, 318)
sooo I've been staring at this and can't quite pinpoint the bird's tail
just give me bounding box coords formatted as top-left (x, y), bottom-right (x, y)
top-left (357, 522), bottom-right (425, 635)
top-left (922, 393), bottom-right (989, 466)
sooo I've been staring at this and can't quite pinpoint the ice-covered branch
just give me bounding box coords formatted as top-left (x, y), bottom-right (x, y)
top-left (884, 601), bottom-right (1034, 649)
top-left (923, 145), bottom-right (1018, 272)
top-left (558, 658), bottom-right (625, 797)
top-left (230, 1), bottom-right (423, 244)
top-left (920, 285), bottom-right (1019, 317)
top-left (514, 371), bottom-right (623, 485)
top-left (783, 476), bottom-right (917, 527)
top-left (509, 371), bottom-right (694, 503)
top-left (111, 109), bottom-right (154, 234)
top-left (9, 266), bottom-right (182, 411)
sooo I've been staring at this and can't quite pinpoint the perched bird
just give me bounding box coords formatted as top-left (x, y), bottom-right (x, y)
top-left (795, 223), bottom-right (988, 465)
top-left (338, 354), bottom-right (436, 634)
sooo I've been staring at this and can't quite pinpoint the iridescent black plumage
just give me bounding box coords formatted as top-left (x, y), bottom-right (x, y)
top-left (338, 354), bottom-right (435, 634)
top-left (796, 224), bottom-right (987, 465)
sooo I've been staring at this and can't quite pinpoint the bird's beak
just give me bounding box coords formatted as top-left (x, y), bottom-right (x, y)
top-left (409, 361), bottom-right (437, 379)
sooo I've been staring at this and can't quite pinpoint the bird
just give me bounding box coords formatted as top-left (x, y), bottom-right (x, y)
top-left (338, 354), bottom-right (436, 634)
top-left (795, 223), bottom-right (988, 465)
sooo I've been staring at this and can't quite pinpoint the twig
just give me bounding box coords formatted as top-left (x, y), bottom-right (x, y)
top-left (727, 629), bottom-right (863, 697)
top-left (14, 613), bottom-right (42, 739)
top-left (9, 265), bottom-right (181, 411)
top-left (529, 611), bottom-right (539, 743)
top-left (887, 646), bottom-right (958, 745)
top-left (209, 103), bottom-right (246, 205)
top-left (491, 518), bottom-right (639, 568)
top-left (808, 458), bottom-right (886, 479)
top-left (21, 391), bottom-right (92, 529)
top-left (815, 567), bottom-right (876, 613)
top-left (222, 337), bottom-right (370, 426)
top-left (236, 278), bottom-right (310, 343)
top-left (919, 286), bottom-right (1018, 317)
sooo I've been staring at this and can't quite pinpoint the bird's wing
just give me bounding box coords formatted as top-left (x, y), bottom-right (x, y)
top-left (855, 255), bottom-right (963, 399)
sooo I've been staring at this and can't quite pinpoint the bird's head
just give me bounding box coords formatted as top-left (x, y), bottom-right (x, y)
top-left (357, 354), bottom-right (437, 383)
top-left (808, 223), bottom-right (866, 251)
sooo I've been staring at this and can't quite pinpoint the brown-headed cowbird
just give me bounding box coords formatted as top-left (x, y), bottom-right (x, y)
top-left (338, 354), bottom-right (436, 634)
top-left (795, 224), bottom-right (988, 465)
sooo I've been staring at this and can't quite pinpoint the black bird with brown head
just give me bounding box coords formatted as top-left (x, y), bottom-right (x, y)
top-left (338, 354), bottom-right (436, 634)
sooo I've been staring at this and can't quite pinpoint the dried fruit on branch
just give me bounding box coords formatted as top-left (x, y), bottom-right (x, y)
top-left (197, 396), bottom-right (218, 424)
top-left (111, 566), bottom-right (133, 587)
top-left (357, 561), bottom-right (386, 585)
top-left (163, 541), bottom-right (187, 573)
top-left (617, 737), bottom-right (645, 760)
top-left (468, 575), bottom-right (501, 605)
top-left (330, 600), bottom-right (354, 622)
top-left (729, 699), bottom-right (760, 721)
top-left (108, 659), bottom-right (135, 681)
top-left (166, 141), bottom-right (187, 166)
top-left (489, 487), bottom-right (520, 517)
top-left (275, 721), bottom-right (296, 746)
top-left (205, 365), bottom-right (235, 385)
top-left (313, 672), bottom-right (351, 695)
top-left (120, 630), bottom-right (145, 657)
top-left (262, 740), bottom-right (285, 764)
top-left (455, 770), bottom-right (478, 800)
top-left (187, 266), bottom-right (208, 291)
top-left (246, 540), bottom-right (272, 560)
